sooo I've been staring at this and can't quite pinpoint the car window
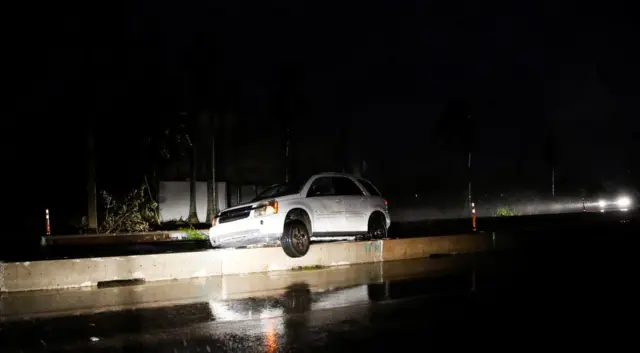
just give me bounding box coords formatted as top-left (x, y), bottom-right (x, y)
top-left (357, 178), bottom-right (381, 196)
top-left (333, 177), bottom-right (364, 196)
top-left (306, 177), bottom-right (336, 197)
top-left (252, 181), bottom-right (305, 202)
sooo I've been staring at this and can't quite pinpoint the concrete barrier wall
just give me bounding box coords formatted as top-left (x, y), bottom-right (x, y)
top-left (219, 239), bottom-right (385, 275)
top-left (0, 252), bottom-right (223, 292)
top-left (384, 234), bottom-right (492, 261)
top-left (1, 234), bottom-right (490, 293)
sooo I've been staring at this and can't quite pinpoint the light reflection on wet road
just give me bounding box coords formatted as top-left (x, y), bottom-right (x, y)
top-left (1, 246), bottom-right (635, 352)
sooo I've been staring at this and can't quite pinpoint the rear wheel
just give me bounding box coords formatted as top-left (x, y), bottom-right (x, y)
top-left (367, 213), bottom-right (388, 240)
top-left (281, 220), bottom-right (311, 258)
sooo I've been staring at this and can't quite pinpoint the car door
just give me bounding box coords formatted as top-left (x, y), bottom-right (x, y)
top-left (333, 176), bottom-right (369, 233)
top-left (305, 177), bottom-right (347, 234)
top-left (356, 177), bottom-right (387, 219)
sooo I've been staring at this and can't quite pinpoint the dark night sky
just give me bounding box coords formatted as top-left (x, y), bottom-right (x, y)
top-left (5, 0), bottom-right (640, 220)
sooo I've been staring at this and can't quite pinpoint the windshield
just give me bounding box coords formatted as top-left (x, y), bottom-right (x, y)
top-left (252, 181), bottom-right (305, 202)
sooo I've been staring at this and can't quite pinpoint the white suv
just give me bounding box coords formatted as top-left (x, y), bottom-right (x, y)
top-left (210, 172), bottom-right (390, 258)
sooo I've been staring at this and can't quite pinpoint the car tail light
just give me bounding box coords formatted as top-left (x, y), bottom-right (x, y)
top-left (212, 217), bottom-right (218, 227)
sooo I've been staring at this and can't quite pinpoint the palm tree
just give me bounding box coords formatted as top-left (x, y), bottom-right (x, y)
top-left (179, 112), bottom-right (199, 225)
top-left (143, 111), bottom-right (202, 224)
top-left (152, 112), bottom-right (199, 224)
top-left (196, 110), bottom-right (218, 223)
top-left (181, 29), bottom-right (228, 222)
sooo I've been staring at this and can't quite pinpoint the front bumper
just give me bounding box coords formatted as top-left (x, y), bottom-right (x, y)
top-left (209, 213), bottom-right (286, 248)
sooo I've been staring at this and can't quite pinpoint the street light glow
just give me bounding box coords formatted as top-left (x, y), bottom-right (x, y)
top-left (616, 196), bottom-right (631, 208)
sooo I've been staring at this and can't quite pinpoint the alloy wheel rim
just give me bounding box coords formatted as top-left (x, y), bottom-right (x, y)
top-left (292, 226), bottom-right (308, 251)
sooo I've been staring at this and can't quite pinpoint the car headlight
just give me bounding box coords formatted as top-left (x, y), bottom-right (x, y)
top-left (617, 196), bottom-right (631, 208)
top-left (598, 200), bottom-right (606, 208)
top-left (211, 212), bottom-right (221, 227)
top-left (254, 200), bottom-right (279, 216)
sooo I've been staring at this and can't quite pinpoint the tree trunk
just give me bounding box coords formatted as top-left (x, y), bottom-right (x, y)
top-left (205, 115), bottom-right (217, 223)
top-left (187, 146), bottom-right (199, 224)
top-left (86, 122), bottom-right (98, 233)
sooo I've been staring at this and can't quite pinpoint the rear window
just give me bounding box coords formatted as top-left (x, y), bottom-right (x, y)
top-left (357, 179), bottom-right (381, 196)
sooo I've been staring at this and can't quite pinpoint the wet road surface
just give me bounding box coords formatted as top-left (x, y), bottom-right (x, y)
top-left (1, 241), bottom-right (635, 352)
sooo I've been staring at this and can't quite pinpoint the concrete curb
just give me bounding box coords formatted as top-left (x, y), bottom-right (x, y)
top-left (1, 234), bottom-right (491, 293)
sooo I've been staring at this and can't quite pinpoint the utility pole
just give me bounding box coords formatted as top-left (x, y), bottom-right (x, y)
top-left (468, 151), bottom-right (472, 210)
top-left (544, 124), bottom-right (557, 197)
top-left (551, 168), bottom-right (555, 197)
top-left (467, 114), bottom-right (473, 217)
top-left (86, 121), bottom-right (98, 233)
top-left (278, 62), bottom-right (300, 184)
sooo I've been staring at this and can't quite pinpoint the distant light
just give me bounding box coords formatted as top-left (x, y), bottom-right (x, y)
top-left (598, 200), bottom-right (606, 208)
top-left (617, 196), bottom-right (631, 208)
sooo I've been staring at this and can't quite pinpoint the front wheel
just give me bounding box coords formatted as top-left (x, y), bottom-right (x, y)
top-left (281, 220), bottom-right (311, 258)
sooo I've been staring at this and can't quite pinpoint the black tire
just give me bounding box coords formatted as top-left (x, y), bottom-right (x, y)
top-left (367, 213), bottom-right (388, 240)
top-left (281, 220), bottom-right (311, 258)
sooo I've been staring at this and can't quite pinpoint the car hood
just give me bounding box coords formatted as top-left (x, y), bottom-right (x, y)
top-left (219, 194), bottom-right (301, 214)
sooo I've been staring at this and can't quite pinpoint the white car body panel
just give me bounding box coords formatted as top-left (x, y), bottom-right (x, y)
top-left (343, 195), bottom-right (370, 232)
top-left (306, 195), bottom-right (346, 232)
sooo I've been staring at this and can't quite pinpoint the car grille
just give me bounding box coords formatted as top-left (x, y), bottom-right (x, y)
top-left (219, 205), bottom-right (253, 224)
